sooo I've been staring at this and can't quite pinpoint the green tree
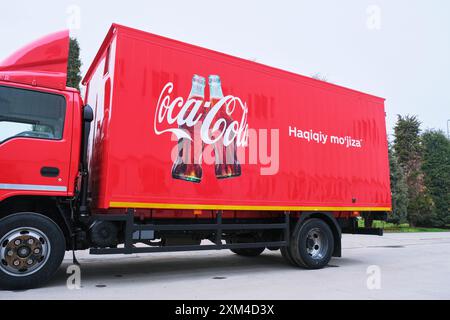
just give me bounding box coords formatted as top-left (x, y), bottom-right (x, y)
top-left (67, 37), bottom-right (82, 90)
top-left (422, 130), bottom-right (450, 227)
top-left (388, 143), bottom-right (408, 225)
top-left (393, 115), bottom-right (434, 226)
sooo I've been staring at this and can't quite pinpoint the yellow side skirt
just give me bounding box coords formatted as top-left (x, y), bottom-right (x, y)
top-left (109, 202), bottom-right (391, 212)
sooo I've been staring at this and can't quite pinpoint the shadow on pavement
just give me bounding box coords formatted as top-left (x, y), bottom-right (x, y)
top-left (28, 251), bottom-right (365, 290)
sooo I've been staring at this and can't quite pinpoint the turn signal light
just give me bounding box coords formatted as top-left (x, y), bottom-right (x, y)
top-left (352, 211), bottom-right (360, 217)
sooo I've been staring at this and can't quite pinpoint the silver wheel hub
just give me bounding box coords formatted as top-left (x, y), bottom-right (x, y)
top-left (306, 227), bottom-right (328, 260)
top-left (0, 227), bottom-right (51, 277)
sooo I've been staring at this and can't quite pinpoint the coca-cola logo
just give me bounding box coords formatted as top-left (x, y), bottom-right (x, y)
top-left (154, 82), bottom-right (249, 147)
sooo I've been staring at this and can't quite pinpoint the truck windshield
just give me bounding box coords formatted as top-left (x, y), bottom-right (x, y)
top-left (0, 86), bottom-right (66, 144)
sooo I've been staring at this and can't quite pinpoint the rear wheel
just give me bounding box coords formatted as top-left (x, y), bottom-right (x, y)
top-left (230, 247), bottom-right (265, 257)
top-left (288, 218), bottom-right (334, 269)
top-left (0, 213), bottom-right (66, 290)
top-left (280, 246), bottom-right (296, 266)
top-left (228, 235), bottom-right (265, 257)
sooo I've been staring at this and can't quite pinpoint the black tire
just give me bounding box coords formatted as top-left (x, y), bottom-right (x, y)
top-left (230, 247), bottom-right (265, 257)
top-left (280, 246), bottom-right (296, 266)
top-left (289, 218), bottom-right (334, 269)
top-left (0, 213), bottom-right (66, 290)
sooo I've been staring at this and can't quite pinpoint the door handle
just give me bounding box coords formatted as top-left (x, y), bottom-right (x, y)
top-left (41, 167), bottom-right (60, 177)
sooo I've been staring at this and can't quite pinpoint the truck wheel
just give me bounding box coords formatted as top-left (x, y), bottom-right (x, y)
top-left (289, 218), bottom-right (334, 269)
top-left (0, 213), bottom-right (66, 290)
top-left (230, 247), bottom-right (265, 257)
top-left (281, 246), bottom-right (296, 266)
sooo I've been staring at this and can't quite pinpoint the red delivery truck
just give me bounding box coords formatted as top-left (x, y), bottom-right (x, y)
top-left (0, 24), bottom-right (391, 289)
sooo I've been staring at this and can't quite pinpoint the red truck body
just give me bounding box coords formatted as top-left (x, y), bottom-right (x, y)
top-left (82, 24), bottom-right (391, 214)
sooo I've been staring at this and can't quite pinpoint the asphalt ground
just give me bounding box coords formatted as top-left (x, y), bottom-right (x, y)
top-left (2, 232), bottom-right (450, 300)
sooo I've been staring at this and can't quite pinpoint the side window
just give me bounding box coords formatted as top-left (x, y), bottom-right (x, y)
top-left (0, 86), bottom-right (66, 143)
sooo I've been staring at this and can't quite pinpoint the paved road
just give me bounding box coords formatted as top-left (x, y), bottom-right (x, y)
top-left (2, 232), bottom-right (450, 300)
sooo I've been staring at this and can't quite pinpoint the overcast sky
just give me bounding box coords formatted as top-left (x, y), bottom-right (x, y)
top-left (1, 0), bottom-right (449, 136)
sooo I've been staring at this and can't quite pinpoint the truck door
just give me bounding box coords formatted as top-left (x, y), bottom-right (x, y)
top-left (0, 84), bottom-right (73, 198)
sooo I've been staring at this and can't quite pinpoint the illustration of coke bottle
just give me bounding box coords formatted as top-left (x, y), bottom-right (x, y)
top-left (209, 75), bottom-right (242, 179)
top-left (171, 75), bottom-right (206, 183)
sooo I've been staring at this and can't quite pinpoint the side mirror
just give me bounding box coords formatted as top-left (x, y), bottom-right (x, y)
top-left (83, 105), bottom-right (94, 123)
top-left (79, 104), bottom-right (94, 216)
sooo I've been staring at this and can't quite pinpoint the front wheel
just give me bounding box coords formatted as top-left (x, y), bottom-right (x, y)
top-left (288, 218), bottom-right (334, 269)
top-left (0, 213), bottom-right (66, 290)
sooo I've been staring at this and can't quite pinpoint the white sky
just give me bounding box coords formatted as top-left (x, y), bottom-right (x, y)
top-left (1, 0), bottom-right (449, 136)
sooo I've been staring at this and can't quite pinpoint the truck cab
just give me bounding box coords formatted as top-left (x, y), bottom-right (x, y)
top-left (0, 31), bottom-right (87, 289)
top-left (0, 30), bottom-right (83, 202)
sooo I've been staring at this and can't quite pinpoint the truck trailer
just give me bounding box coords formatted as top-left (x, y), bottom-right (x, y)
top-left (0, 24), bottom-right (391, 290)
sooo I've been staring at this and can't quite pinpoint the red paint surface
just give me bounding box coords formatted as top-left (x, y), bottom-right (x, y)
top-left (0, 25), bottom-right (391, 215)
top-left (0, 30), bottom-right (80, 202)
top-left (0, 82), bottom-right (79, 201)
top-left (0, 30), bottom-right (69, 90)
top-left (83, 24), bottom-right (391, 212)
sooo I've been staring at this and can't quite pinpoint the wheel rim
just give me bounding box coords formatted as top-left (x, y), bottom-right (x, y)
top-left (305, 227), bottom-right (328, 260)
top-left (0, 227), bottom-right (51, 277)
